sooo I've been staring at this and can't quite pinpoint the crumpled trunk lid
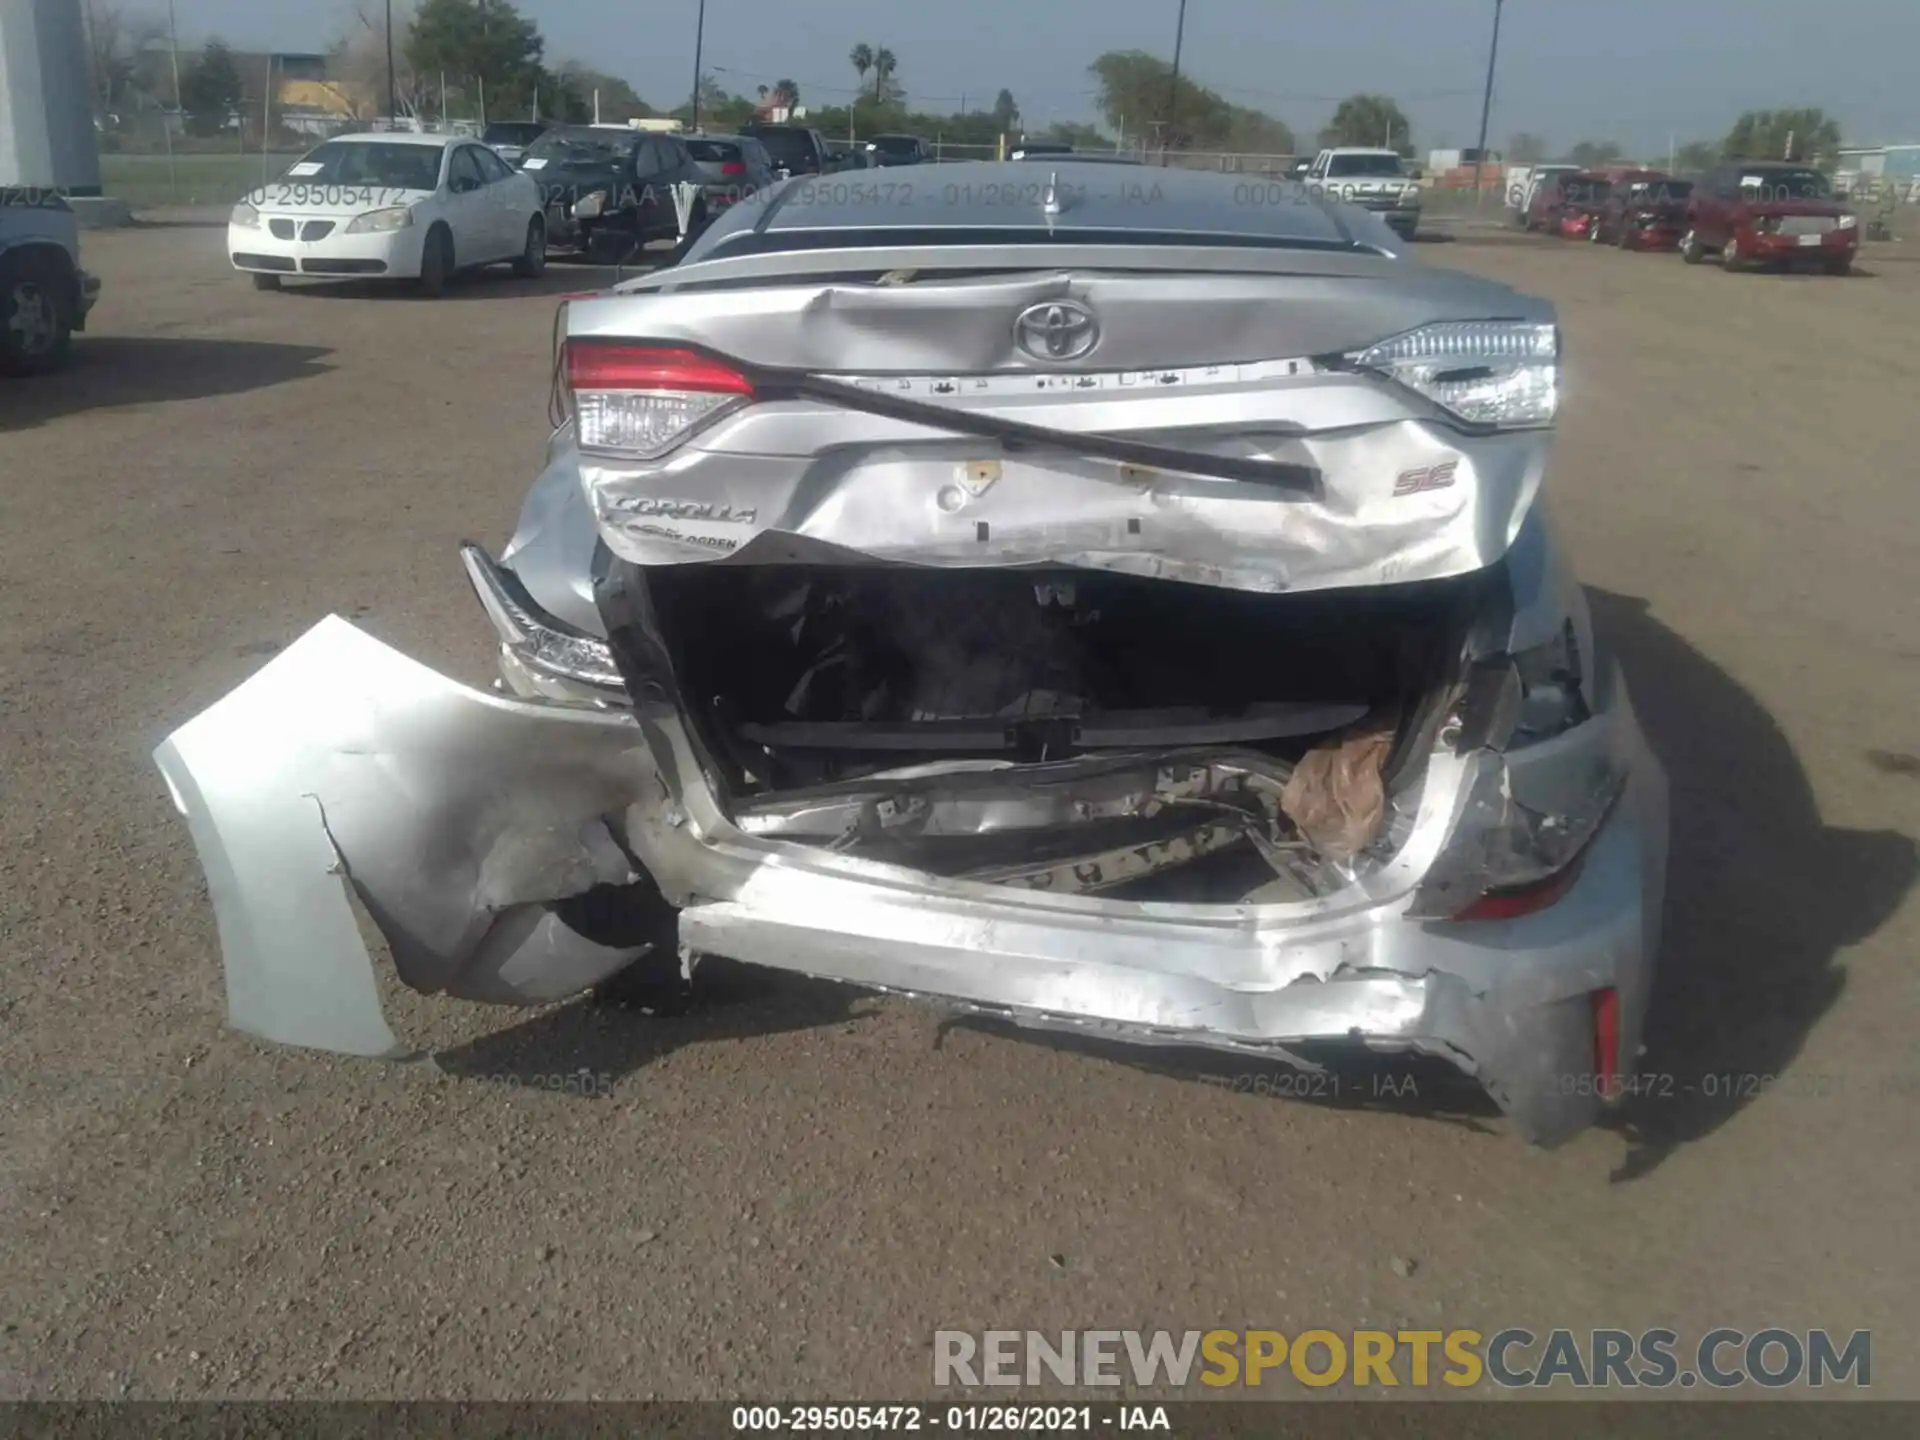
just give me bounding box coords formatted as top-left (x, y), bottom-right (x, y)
top-left (559, 265), bottom-right (1556, 595)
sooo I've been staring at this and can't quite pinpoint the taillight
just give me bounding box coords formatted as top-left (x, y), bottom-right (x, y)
top-left (1449, 859), bottom-right (1582, 922)
top-left (563, 342), bottom-right (754, 458)
top-left (721, 160), bottom-right (746, 176)
top-left (1592, 987), bottom-right (1621, 1096)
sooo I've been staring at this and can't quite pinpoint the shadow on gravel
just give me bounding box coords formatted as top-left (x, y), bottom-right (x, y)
top-left (270, 264), bottom-right (628, 303)
top-left (0, 336), bottom-right (331, 430)
top-left (1588, 588), bottom-right (1916, 1181)
top-left (432, 961), bottom-right (867, 1092)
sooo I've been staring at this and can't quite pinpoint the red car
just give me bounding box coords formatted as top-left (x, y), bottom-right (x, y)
top-left (1680, 161), bottom-right (1859, 274)
top-left (1524, 172), bottom-right (1612, 238)
top-left (1590, 173), bottom-right (1694, 250)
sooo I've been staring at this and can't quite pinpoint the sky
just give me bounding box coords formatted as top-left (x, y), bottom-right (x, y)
top-left (164, 0), bottom-right (1919, 155)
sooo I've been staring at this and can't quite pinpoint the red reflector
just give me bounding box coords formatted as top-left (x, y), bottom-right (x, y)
top-left (1449, 860), bottom-right (1581, 922)
top-left (721, 160), bottom-right (747, 176)
top-left (565, 343), bottom-right (754, 395)
top-left (1593, 987), bottom-right (1621, 1094)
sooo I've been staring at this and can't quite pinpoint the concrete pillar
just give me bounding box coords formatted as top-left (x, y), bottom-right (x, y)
top-left (0, 0), bottom-right (102, 194)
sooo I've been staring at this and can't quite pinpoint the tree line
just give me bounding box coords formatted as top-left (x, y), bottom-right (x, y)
top-left (81, 0), bottom-right (1855, 171)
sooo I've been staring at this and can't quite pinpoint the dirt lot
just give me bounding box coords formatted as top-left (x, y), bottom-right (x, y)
top-left (2, 222), bottom-right (1917, 1401)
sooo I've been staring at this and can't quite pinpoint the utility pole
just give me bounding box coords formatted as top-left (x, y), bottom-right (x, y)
top-left (165, 0), bottom-right (183, 197)
top-left (384, 0), bottom-right (396, 121)
top-left (690, 0), bottom-right (707, 132)
top-left (1470, 0), bottom-right (1505, 207)
top-left (1164, 0), bottom-right (1188, 166)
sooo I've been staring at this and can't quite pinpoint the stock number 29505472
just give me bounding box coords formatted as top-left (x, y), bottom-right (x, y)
top-left (244, 184), bottom-right (414, 209)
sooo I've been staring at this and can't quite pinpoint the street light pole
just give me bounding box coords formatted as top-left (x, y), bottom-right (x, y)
top-left (690, 0), bottom-right (707, 132)
top-left (1164, 0), bottom-right (1188, 165)
top-left (385, 0), bottom-right (397, 122)
top-left (1470, 0), bottom-right (1505, 205)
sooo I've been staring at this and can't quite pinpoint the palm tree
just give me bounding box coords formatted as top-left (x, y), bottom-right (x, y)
top-left (872, 47), bottom-right (897, 105)
top-left (849, 43), bottom-right (873, 97)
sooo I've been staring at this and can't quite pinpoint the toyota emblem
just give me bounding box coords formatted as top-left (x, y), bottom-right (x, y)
top-left (1013, 300), bottom-right (1101, 363)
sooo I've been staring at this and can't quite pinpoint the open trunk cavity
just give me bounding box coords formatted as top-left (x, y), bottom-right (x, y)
top-left (629, 565), bottom-right (1494, 903)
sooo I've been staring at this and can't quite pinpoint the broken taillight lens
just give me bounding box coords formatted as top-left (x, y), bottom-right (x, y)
top-left (564, 341), bottom-right (755, 459)
top-left (1449, 857), bottom-right (1584, 921)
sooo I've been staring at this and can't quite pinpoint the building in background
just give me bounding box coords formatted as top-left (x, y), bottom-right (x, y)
top-left (0, 0), bottom-right (101, 192)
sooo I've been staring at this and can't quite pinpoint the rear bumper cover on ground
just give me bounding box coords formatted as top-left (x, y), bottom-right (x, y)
top-left (153, 613), bottom-right (1668, 1146)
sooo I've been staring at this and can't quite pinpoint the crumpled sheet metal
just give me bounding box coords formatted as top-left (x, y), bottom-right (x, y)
top-left (153, 617), bottom-right (661, 1054)
top-left (154, 620), bottom-right (1665, 1146)
top-left (735, 750), bottom-right (1293, 841)
top-left (581, 412), bottom-right (1548, 596)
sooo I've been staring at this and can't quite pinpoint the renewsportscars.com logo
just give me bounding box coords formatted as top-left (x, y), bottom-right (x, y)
top-left (934, 1328), bottom-right (1872, 1390)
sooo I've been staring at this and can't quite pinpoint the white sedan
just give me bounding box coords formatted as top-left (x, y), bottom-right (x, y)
top-left (228, 132), bottom-right (546, 297)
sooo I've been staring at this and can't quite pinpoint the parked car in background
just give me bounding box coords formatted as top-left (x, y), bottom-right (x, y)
top-left (1525, 171), bottom-right (1610, 238)
top-left (866, 134), bottom-right (931, 166)
top-left (1506, 162), bottom-right (1579, 222)
top-left (1303, 148), bottom-right (1422, 240)
top-left (1681, 161), bottom-right (1859, 274)
top-left (683, 133), bottom-right (779, 214)
top-left (1010, 151), bottom-right (1142, 164)
top-left (520, 125), bottom-right (710, 261)
top-left (482, 121), bottom-right (549, 167)
top-left (227, 132), bottom-right (546, 297)
top-left (158, 161), bottom-right (1669, 1151)
top-left (1591, 174), bottom-right (1693, 250)
top-left (740, 123), bottom-right (838, 178)
top-left (1, 187), bottom-right (101, 374)
top-left (1009, 142), bottom-right (1075, 160)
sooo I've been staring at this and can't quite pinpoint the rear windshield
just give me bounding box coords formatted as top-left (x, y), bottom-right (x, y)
top-left (1325, 154), bottom-right (1405, 178)
top-left (284, 141), bottom-right (444, 191)
top-left (869, 136), bottom-right (921, 154)
top-left (747, 130), bottom-right (817, 166)
top-left (694, 226), bottom-right (1357, 262)
top-left (1562, 179), bottom-right (1612, 202)
top-left (1739, 168), bottom-right (1830, 200)
top-left (524, 129), bottom-right (633, 165)
top-left (483, 123), bottom-right (545, 146)
top-left (684, 139), bottom-right (741, 163)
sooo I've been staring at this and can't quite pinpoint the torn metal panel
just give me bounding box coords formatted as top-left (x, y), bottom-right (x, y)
top-left (155, 618), bottom-right (1665, 1148)
top-left (965, 820), bottom-right (1252, 894)
top-left (581, 417), bottom-right (1547, 595)
top-left (733, 751), bottom-right (1296, 842)
top-left (153, 617), bottom-right (663, 1048)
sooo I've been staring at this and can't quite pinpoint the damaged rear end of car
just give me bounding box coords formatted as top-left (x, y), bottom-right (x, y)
top-left (155, 165), bottom-right (1668, 1146)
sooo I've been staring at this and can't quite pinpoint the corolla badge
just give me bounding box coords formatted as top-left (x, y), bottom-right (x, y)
top-left (1013, 300), bottom-right (1101, 362)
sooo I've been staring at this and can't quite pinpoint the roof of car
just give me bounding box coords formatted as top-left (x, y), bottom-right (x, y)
top-left (748, 159), bottom-right (1355, 247)
top-left (1322, 146), bottom-right (1401, 156)
top-left (328, 130), bottom-right (461, 148)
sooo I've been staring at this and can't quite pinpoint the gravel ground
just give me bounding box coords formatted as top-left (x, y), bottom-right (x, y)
top-left (1, 224), bottom-right (1916, 1401)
